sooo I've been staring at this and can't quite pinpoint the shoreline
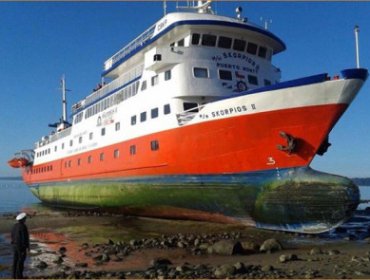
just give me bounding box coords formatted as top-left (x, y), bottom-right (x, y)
top-left (1, 206), bottom-right (370, 278)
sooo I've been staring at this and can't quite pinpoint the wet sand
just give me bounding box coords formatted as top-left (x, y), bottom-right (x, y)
top-left (1, 205), bottom-right (370, 278)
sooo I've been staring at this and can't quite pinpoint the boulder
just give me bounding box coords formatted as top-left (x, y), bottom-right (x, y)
top-left (240, 240), bottom-right (259, 254)
top-left (214, 264), bottom-right (236, 278)
top-left (208, 240), bottom-right (244, 255)
top-left (260, 238), bottom-right (283, 253)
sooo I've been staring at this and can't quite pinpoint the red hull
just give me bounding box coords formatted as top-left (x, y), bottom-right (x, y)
top-left (23, 103), bottom-right (347, 185)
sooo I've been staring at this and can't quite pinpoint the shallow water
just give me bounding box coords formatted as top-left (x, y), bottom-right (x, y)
top-left (0, 180), bottom-right (40, 214)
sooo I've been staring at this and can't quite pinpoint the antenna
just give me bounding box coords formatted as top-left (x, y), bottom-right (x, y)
top-left (60, 75), bottom-right (71, 124)
top-left (354, 25), bottom-right (360, 68)
top-left (260, 17), bottom-right (272, 30)
top-left (163, 0), bottom-right (167, 16)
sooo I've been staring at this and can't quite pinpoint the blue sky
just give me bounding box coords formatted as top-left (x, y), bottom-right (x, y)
top-left (0, 1), bottom-right (369, 178)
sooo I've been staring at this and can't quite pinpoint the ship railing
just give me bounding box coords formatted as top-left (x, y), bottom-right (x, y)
top-left (35, 126), bottom-right (72, 148)
top-left (176, 104), bottom-right (205, 126)
top-left (104, 23), bottom-right (156, 71)
top-left (73, 64), bottom-right (144, 114)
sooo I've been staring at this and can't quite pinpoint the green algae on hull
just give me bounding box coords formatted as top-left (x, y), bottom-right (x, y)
top-left (29, 167), bottom-right (359, 233)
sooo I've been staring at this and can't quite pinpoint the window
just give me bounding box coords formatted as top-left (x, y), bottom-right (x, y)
top-left (101, 127), bottom-right (106, 136)
top-left (247, 42), bottom-right (258, 55)
top-left (141, 80), bottom-right (147, 91)
top-left (191, 33), bottom-right (200, 45)
top-left (164, 104), bottom-right (171, 115)
top-left (258, 46), bottom-right (267, 58)
top-left (131, 115), bottom-right (137, 125)
top-left (77, 158), bottom-right (81, 166)
top-left (183, 102), bottom-right (199, 112)
top-left (140, 112), bottom-right (147, 122)
top-left (266, 49), bottom-right (272, 61)
top-left (88, 155), bottom-right (92, 164)
top-left (233, 39), bottom-right (246, 51)
top-left (130, 145), bottom-right (136, 155)
top-left (177, 38), bottom-right (184, 47)
top-left (100, 153), bottom-right (104, 161)
top-left (114, 149), bottom-right (120, 159)
top-left (54, 146), bottom-right (57, 152)
top-left (115, 122), bottom-right (120, 131)
top-left (164, 70), bottom-right (171, 81)
top-left (202, 34), bottom-right (216, 47)
top-left (79, 137), bottom-right (83, 144)
top-left (151, 140), bottom-right (159, 151)
top-left (89, 132), bottom-right (93, 140)
top-left (219, 70), bottom-right (232, 80)
top-left (218, 36), bottom-right (232, 49)
top-left (248, 75), bottom-right (258, 85)
top-left (151, 108), bottom-right (159, 119)
top-left (264, 79), bottom-right (272, 86)
top-left (62, 143), bottom-right (65, 150)
top-left (194, 67), bottom-right (208, 78)
top-left (69, 140), bottom-right (73, 147)
top-left (151, 75), bottom-right (158, 86)
top-left (68, 160), bottom-right (71, 168)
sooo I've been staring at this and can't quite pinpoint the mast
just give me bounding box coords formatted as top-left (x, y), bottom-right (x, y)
top-left (354, 25), bottom-right (360, 68)
top-left (61, 75), bottom-right (67, 123)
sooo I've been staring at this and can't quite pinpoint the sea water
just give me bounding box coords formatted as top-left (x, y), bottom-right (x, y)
top-left (0, 180), bottom-right (40, 214)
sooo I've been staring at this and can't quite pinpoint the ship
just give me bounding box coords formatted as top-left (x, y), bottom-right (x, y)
top-left (10, 1), bottom-right (368, 233)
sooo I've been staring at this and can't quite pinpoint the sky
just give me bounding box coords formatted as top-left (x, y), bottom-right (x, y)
top-left (0, 1), bottom-right (369, 178)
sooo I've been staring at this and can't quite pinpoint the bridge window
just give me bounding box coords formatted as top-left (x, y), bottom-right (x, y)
top-left (219, 70), bottom-right (232, 80)
top-left (194, 67), bottom-right (208, 78)
top-left (248, 75), bottom-right (258, 85)
top-left (258, 46), bottom-right (267, 58)
top-left (218, 36), bottom-right (232, 49)
top-left (202, 34), bottom-right (216, 47)
top-left (178, 38), bottom-right (184, 47)
top-left (247, 42), bottom-right (257, 55)
top-left (233, 39), bottom-right (246, 52)
top-left (191, 33), bottom-right (200, 45)
top-left (264, 79), bottom-right (272, 86)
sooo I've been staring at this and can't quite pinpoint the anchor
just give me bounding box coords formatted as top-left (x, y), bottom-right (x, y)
top-left (277, 131), bottom-right (296, 154)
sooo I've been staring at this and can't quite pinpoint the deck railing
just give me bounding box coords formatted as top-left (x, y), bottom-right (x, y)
top-left (176, 104), bottom-right (205, 126)
top-left (104, 24), bottom-right (156, 71)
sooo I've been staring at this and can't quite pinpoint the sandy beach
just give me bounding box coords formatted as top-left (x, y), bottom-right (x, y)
top-left (1, 205), bottom-right (370, 279)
